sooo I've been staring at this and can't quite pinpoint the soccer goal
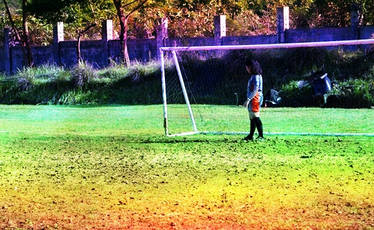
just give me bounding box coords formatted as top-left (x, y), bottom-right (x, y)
top-left (160, 39), bottom-right (374, 137)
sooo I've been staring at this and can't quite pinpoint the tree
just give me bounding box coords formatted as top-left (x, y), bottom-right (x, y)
top-left (27, 0), bottom-right (114, 64)
top-left (294, 0), bottom-right (374, 28)
top-left (77, 23), bottom-right (96, 63)
top-left (3, 0), bottom-right (33, 67)
top-left (27, 0), bottom-right (114, 37)
top-left (21, 0), bottom-right (33, 66)
top-left (112, 0), bottom-right (149, 66)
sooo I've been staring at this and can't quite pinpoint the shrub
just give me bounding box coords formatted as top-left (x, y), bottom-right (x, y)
top-left (14, 67), bottom-right (37, 91)
top-left (70, 62), bottom-right (97, 88)
top-left (0, 74), bottom-right (16, 101)
top-left (278, 79), bottom-right (374, 108)
top-left (97, 62), bottom-right (129, 80)
top-left (327, 79), bottom-right (374, 108)
top-left (279, 81), bottom-right (315, 107)
top-left (13, 65), bottom-right (69, 90)
top-left (129, 61), bottom-right (160, 82)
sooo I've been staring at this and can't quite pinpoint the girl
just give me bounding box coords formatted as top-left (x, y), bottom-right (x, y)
top-left (244, 59), bottom-right (264, 141)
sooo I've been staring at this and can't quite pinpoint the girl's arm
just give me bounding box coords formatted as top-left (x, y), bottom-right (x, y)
top-left (247, 75), bottom-right (260, 100)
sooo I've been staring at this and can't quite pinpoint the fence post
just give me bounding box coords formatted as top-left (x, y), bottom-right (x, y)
top-left (157, 18), bottom-right (168, 60)
top-left (277, 7), bottom-right (289, 43)
top-left (351, 4), bottom-right (360, 39)
top-left (53, 22), bottom-right (64, 65)
top-left (214, 15), bottom-right (226, 45)
top-left (102, 20), bottom-right (113, 66)
top-left (3, 28), bottom-right (11, 74)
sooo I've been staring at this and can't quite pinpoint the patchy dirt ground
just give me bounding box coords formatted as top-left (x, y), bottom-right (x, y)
top-left (0, 135), bottom-right (373, 229)
top-left (0, 105), bottom-right (373, 229)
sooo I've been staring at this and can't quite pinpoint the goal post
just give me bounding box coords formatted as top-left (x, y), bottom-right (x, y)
top-left (160, 39), bottom-right (374, 137)
top-left (171, 51), bottom-right (198, 133)
top-left (161, 50), bottom-right (198, 136)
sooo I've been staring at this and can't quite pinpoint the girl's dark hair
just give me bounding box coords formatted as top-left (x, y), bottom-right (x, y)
top-left (245, 58), bottom-right (262, 75)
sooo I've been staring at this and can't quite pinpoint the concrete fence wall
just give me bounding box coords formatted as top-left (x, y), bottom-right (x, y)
top-left (286, 27), bottom-right (354, 43)
top-left (0, 47), bottom-right (4, 70)
top-left (362, 27), bottom-right (374, 39)
top-left (1, 6), bottom-right (374, 74)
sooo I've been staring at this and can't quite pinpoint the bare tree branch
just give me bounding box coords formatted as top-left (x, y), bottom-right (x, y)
top-left (3, 0), bottom-right (22, 42)
top-left (122, 0), bottom-right (138, 9)
top-left (79, 23), bottom-right (97, 36)
top-left (126, 0), bottom-right (148, 18)
top-left (3, 0), bottom-right (33, 67)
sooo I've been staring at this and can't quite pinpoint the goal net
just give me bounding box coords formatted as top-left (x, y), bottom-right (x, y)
top-left (160, 39), bottom-right (374, 137)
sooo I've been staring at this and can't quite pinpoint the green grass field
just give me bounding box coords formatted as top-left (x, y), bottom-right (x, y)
top-left (0, 105), bottom-right (373, 229)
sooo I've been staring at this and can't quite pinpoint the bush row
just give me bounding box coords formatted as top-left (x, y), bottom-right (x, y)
top-left (0, 48), bottom-right (373, 108)
top-left (0, 62), bottom-right (165, 105)
top-left (279, 78), bottom-right (374, 108)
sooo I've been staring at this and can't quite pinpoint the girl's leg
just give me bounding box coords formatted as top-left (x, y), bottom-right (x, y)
top-left (244, 111), bottom-right (256, 141)
top-left (254, 117), bottom-right (263, 138)
top-left (249, 118), bottom-right (256, 138)
top-left (244, 114), bottom-right (256, 141)
top-left (255, 94), bottom-right (264, 138)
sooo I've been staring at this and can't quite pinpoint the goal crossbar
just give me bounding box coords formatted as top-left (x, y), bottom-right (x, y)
top-left (160, 38), bottom-right (374, 52)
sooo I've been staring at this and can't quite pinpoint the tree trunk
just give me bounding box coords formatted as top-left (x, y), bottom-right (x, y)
top-left (76, 24), bottom-right (96, 64)
top-left (77, 34), bottom-right (82, 64)
top-left (113, 0), bottom-right (128, 66)
top-left (112, 0), bottom-right (148, 66)
top-left (122, 17), bottom-right (130, 66)
top-left (22, 0), bottom-right (34, 67)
